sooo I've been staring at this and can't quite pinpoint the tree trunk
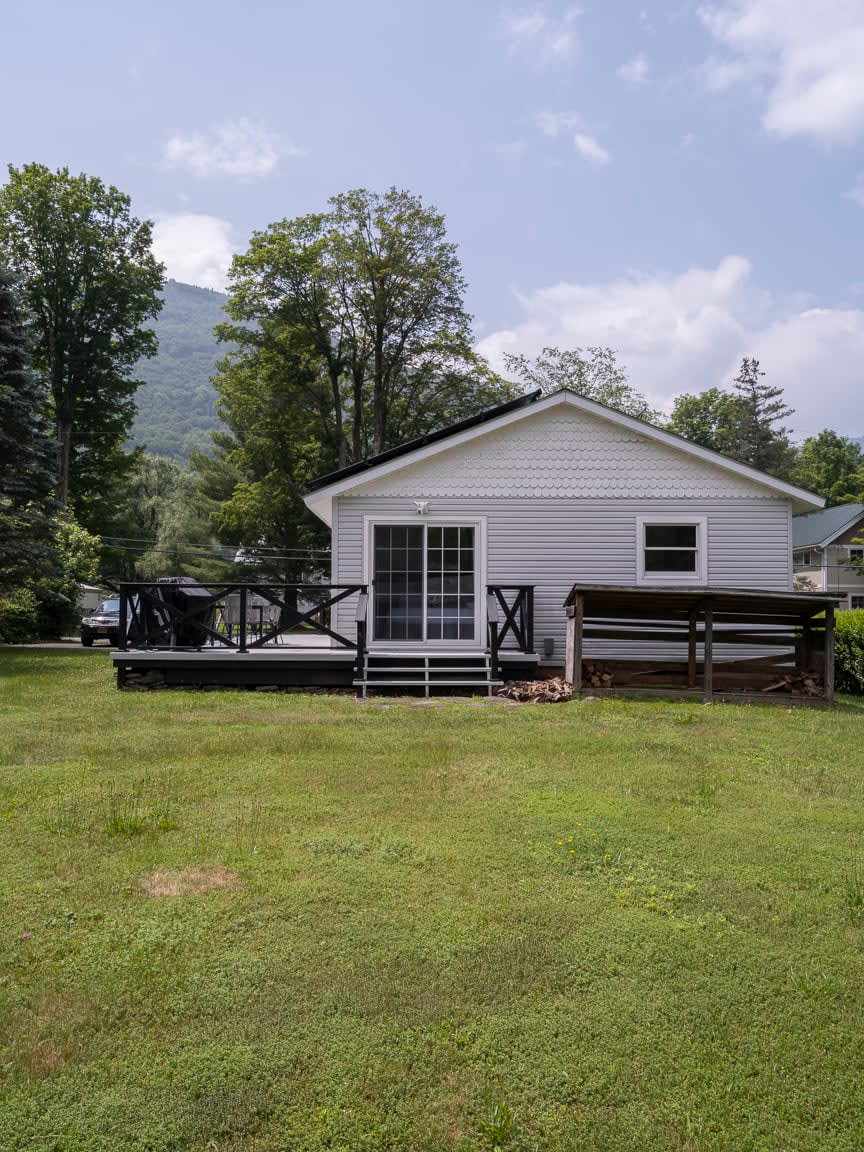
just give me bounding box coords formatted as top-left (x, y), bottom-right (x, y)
top-left (328, 365), bottom-right (347, 468)
top-left (373, 328), bottom-right (386, 454)
top-left (51, 336), bottom-right (72, 507)
top-left (55, 416), bottom-right (72, 506)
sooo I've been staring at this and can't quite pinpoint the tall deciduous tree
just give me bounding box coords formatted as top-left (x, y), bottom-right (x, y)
top-left (211, 187), bottom-right (513, 564)
top-left (0, 266), bottom-right (56, 591)
top-left (502, 345), bottom-right (660, 422)
top-left (792, 430), bottom-right (864, 506)
top-left (0, 164), bottom-right (164, 528)
top-left (666, 387), bottom-right (751, 456)
top-left (221, 187), bottom-right (509, 465)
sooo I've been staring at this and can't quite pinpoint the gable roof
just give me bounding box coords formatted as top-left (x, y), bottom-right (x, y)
top-left (306, 389), bottom-right (542, 493)
top-left (304, 389), bottom-right (824, 524)
top-left (793, 503), bottom-right (864, 549)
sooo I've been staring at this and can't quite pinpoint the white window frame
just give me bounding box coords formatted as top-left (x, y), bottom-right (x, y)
top-left (362, 514), bottom-right (487, 647)
top-left (848, 547), bottom-right (864, 565)
top-left (636, 515), bottom-right (707, 585)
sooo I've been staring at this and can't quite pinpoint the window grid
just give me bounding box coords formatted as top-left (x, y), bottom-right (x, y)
top-left (373, 524), bottom-right (423, 641)
top-left (425, 525), bottom-right (475, 641)
top-left (643, 523), bottom-right (698, 574)
top-left (372, 524), bottom-right (476, 642)
top-left (637, 518), bottom-right (706, 584)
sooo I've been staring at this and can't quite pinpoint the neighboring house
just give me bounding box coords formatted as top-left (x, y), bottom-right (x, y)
top-left (304, 388), bottom-right (823, 665)
top-left (793, 503), bottom-right (864, 609)
top-left (77, 583), bottom-right (105, 615)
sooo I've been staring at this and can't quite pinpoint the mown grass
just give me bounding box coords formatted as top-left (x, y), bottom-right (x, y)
top-left (1, 649), bottom-right (864, 1151)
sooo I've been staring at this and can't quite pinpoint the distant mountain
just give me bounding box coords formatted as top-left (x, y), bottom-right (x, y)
top-left (131, 280), bottom-right (229, 460)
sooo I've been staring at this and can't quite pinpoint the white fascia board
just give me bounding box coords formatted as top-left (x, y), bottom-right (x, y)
top-left (302, 391), bottom-right (824, 524)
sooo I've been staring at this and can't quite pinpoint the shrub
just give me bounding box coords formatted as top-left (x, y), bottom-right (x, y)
top-left (0, 586), bottom-right (40, 643)
top-left (835, 609), bottom-right (864, 695)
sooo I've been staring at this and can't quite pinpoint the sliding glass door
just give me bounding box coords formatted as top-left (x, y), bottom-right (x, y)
top-left (372, 523), bottom-right (477, 643)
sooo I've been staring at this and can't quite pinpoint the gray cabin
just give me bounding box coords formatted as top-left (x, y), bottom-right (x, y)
top-left (115, 388), bottom-right (835, 698)
top-left (305, 388), bottom-right (823, 668)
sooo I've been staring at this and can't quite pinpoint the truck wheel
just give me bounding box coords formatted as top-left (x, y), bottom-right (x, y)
top-left (81, 634), bottom-right (93, 647)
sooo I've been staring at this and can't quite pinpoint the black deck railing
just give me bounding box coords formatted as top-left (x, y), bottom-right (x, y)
top-left (486, 585), bottom-right (534, 677)
top-left (117, 581), bottom-right (367, 657)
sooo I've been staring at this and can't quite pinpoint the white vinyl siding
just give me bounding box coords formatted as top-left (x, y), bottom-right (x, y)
top-left (333, 497), bottom-right (792, 661)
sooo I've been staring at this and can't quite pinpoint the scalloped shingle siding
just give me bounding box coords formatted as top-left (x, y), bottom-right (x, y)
top-left (351, 406), bottom-right (775, 500)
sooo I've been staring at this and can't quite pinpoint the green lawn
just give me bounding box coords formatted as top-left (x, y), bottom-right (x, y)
top-left (2, 650), bottom-right (864, 1152)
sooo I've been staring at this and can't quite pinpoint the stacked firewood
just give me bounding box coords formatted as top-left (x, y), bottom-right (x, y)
top-left (762, 672), bottom-right (823, 697)
top-left (582, 661), bottom-right (614, 690)
top-left (497, 677), bottom-right (573, 703)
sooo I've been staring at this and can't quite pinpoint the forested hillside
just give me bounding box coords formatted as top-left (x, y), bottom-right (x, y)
top-left (131, 280), bottom-right (227, 459)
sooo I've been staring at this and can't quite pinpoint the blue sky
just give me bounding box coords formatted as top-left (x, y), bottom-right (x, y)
top-left (3, 0), bottom-right (864, 436)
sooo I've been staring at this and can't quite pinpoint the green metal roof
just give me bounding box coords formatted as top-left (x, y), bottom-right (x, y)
top-left (792, 503), bottom-right (864, 548)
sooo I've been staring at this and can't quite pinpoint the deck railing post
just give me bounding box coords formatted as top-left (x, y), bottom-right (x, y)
top-left (119, 587), bottom-right (128, 652)
top-left (355, 586), bottom-right (368, 676)
top-left (525, 586), bottom-right (534, 654)
top-left (486, 589), bottom-right (500, 679)
top-left (239, 586), bottom-right (248, 653)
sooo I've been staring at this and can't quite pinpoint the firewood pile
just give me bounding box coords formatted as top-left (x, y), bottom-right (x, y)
top-left (582, 661), bottom-right (614, 690)
top-left (762, 672), bottom-right (823, 697)
top-left (497, 677), bottom-right (573, 703)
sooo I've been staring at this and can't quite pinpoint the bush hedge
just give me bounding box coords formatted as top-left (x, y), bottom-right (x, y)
top-left (0, 587), bottom-right (40, 644)
top-left (835, 609), bottom-right (864, 695)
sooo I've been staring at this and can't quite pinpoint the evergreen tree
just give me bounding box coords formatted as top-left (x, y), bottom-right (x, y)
top-left (731, 357), bottom-right (795, 476)
top-left (0, 266), bottom-right (56, 592)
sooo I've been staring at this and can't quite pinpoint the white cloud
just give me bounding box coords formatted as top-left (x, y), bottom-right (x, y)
top-left (700, 0), bottom-right (864, 143)
top-left (573, 132), bottom-right (611, 164)
top-left (535, 110), bottom-right (580, 137)
top-left (477, 256), bottom-right (864, 436)
top-left (617, 53), bottom-right (650, 84)
top-left (151, 214), bottom-right (238, 290)
top-left (162, 118), bottom-right (301, 180)
top-left (501, 5), bottom-right (581, 64)
top-left (535, 112), bottom-right (611, 163)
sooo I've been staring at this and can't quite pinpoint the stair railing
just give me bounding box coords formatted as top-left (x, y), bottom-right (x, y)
top-left (486, 585), bottom-right (535, 677)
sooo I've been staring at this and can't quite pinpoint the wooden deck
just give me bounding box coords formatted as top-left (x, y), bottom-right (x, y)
top-left (111, 579), bottom-right (539, 692)
top-left (113, 644), bottom-right (538, 690)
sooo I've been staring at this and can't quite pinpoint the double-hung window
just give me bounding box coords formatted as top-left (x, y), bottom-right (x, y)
top-left (637, 516), bottom-right (707, 584)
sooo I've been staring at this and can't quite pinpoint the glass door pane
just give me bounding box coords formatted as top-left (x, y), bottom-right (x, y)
top-left (426, 525), bottom-right (475, 640)
top-left (373, 525), bottom-right (423, 640)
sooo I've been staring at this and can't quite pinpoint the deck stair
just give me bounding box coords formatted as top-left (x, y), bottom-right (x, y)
top-left (354, 651), bottom-right (502, 698)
